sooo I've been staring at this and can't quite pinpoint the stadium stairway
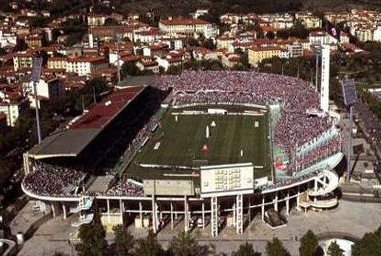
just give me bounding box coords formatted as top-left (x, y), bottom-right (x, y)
top-left (308, 170), bottom-right (339, 197)
top-left (69, 196), bottom-right (94, 214)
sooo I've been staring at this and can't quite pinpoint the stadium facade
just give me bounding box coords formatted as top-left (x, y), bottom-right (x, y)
top-left (22, 72), bottom-right (344, 237)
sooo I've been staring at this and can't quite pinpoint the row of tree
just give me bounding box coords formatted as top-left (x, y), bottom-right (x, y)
top-left (49, 209), bottom-right (357, 256)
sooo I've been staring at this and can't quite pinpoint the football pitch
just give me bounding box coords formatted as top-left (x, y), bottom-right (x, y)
top-left (132, 106), bottom-right (272, 179)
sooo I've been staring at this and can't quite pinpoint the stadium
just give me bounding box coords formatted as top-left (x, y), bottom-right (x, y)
top-left (21, 71), bottom-right (344, 236)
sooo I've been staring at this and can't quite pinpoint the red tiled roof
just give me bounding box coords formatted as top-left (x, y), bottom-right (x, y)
top-left (160, 18), bottom-right (210, 26)
top-left (69, 86), bottom-right (144, 129)
top-left (67, 56), bottom-right (106, 63)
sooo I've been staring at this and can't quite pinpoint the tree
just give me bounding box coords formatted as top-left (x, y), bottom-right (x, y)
top-left (75, 211), bottom-right (107, 256)
top-left (121, 62), bottom-right (141, 78)
top-left (299, 230), bottom-right (320, 256)
top-left (113, 225), bottom-right (134, 256)
top-left (266, 237), bottom-right (290, 256)
top-left (232, 242), bottom-right (258, 256)
top-left (168, 232), bottom-right (200, 256)
top-left (266, 31), bottom-right (276, 40)
top-left (327, 241), bottom-right (344, 256)
top-left (352, 226), bottom-right (381, 256)
top-left (135, 231), bottom-right (165, 256)
top-left (52, 252), bottom-right (68, 256)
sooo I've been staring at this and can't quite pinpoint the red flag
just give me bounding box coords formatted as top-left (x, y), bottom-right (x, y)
top-left (201, 144), bottom-right (209, 152)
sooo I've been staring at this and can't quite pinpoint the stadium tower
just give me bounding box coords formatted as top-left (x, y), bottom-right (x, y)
top-left (320, 44), bottom-right (330, 112)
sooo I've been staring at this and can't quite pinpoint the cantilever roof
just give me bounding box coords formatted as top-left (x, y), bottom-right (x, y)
top-left (28, 86), bottom-right (145, 160)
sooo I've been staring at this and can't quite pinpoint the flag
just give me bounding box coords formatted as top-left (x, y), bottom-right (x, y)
top-left (201, 144), bottom-right (209, 152)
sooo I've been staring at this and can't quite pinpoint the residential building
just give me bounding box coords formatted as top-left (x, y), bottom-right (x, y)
top-left (87, 14), bottom-right (107, 26)
top-left (25, 34), bottom-right (44, 48)
top-left (66, 56), bottom-right (109, 76)
top-left (288, 44), bottom-right (303, 58)
top-left (159, 18), bottom-right (219, 39)
top-left (0, 96), bottom-right (29, 127)
top-left (248, 46), bottom-right (282, 67)
top-left (13, 52), bottom-right (33, 71)
top-left (47, 57), bottom-right (68, 70)
top-left (23, 77), bottom-right (65, 107)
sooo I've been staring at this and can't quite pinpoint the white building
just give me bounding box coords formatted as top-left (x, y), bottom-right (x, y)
top-left (0, 30), bottom-right (17, 48)
top-left (159, 18), bottom-right (219, 39)
top-left (23, 77), bottom-right (65, 108)
top-left (66, 56), bottom-right (109, 76)
top-left (0, 97), bottom-right (29, 127)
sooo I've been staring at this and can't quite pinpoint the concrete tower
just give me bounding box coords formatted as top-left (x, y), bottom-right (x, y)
top-left (320, 44), bottom-right (330, 112)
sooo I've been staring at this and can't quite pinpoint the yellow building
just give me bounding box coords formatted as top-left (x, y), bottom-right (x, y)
top-left (248, 46), bottom-right (281, 67)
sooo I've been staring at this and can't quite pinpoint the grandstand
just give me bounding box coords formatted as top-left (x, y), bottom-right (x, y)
top-left (21, 71), bottom-right (344, 237)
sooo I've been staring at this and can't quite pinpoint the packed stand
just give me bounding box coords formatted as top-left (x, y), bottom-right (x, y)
top-left (107, 178), bottom-right (144, 196)
top-left (23, 163), bottom-right (85, 197)
top-left (154, 71), bottom-right (334, 162)
top-left (354, 101), bottom-right (381, 159)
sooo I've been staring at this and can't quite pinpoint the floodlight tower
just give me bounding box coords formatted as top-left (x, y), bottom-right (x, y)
top-left (113, 32), bottom-right (121, 85)
top-left (341, 79), bottom-right (358, 183)
top-left (31, 57), bottom-right (43, 144)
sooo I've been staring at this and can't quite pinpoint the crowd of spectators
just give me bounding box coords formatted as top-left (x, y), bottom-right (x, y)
top-left (288, 137), bottom-right (341, 172)
top-left (23, 163), bottom-right (85, 197)
top-left (354, 101), bottom-right (381, 159)
top-left (106, 178), bottom-right (144, 197)
top-left (155, 71), bottom-right (334, 160)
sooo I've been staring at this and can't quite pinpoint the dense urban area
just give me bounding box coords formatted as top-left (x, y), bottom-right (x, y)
top-left (0, 0), bottom-right (380, 256)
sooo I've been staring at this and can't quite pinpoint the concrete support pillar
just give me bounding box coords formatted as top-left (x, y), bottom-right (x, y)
top-left (274, 193), bottom-right (278, 212)
top-left (232, 203), bottom-right (236, 227)
top-left (139, 202), bottom-right (143, 221)
top-left (184, 196), bottom-right (189, 232)
top-left (107, 199), bottom-right (111, 222)
top-left (170, 202), bottom-right (174, 230)
top-left (296, 187), bottom-right (301, 211)
top-left (119, 199), bottom-right (124, 223)
top-left (151, 195), bottom-right (157, 233)
top-left (286, 192), bottom-right (290, 215)
top-left (202, 202), bottom-right (205, 229)
top-left (248, 199), bottom-right (251, 221)
top-left (62, 203), bottom-right (67, 220)
top-left (51, 202), bottom-right (56, 218)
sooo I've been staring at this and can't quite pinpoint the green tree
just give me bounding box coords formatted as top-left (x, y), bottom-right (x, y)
top-left (352, 226), bottom-right (381, 256)
top-left (327, 241), bottom-right (344, 256)
top-left (113, 225), bottom-right (134, 256)
top-left (266, 237), bottom-right (290, 256)
top-left (135, 231), bottom-right (165, 256)
top-left (52, 252), bottom-right (67, 256)
top-left (232, 242), bottom-right (258, 256)
top-left (75, 211), bottom-right (107, 256)
top-left (121, 62), bottom-right (141, 78)
top-left (168, 232), bottom-right (200, 256)
top-left (266, 31), bottom-right (276, 40)
top-left (299, 230), bottom-right (319, 256)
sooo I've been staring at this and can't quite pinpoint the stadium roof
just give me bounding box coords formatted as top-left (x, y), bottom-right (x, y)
top-left (28, 86), bottom-right (145, 160)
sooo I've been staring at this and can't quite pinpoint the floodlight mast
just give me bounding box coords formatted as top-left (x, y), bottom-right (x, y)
top-left (114, 32), bottom-right (121, 85)
top-left (341, 79), bottom-right (358, 183)
top-left (31, 57), bottom-right (43, 144)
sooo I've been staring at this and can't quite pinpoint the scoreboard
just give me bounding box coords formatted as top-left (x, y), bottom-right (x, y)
top-left (200, 163), bottom-right (254, 197)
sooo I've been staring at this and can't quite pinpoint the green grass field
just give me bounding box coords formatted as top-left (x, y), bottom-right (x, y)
top-left (129, 106), bottom-right (272, 179)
